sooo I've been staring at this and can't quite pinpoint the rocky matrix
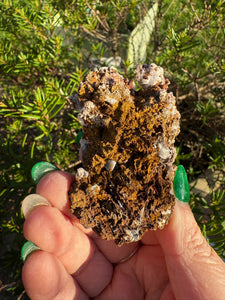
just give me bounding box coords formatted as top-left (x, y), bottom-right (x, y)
top-left (69, 64), bottom-right (180, 246)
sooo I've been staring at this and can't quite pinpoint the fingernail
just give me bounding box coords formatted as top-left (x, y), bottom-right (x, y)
top-left (21, 241), bottom-right (41, 263)
top-left (31, 162), bottom-right (59, 185)
top-left (22, 194), bottom-right (51, 219)
top-left (76, 131), bottom-right (84, 147)
top-left (173, 165), bottom-right (190, 203)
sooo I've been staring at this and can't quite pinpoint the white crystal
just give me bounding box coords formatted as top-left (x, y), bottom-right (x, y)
top-left (78, 101), bottom-right (104, 126)
top-left (76, 168), bottom-right (89, 179)
top-left (158, 141), bottom-right (171, 160)
top-left (135, 63), bottom-right (165, 88)
top-left (104, 96), bottom-right (118, 106)
top-left (105, 159), bottom-right (117, 171)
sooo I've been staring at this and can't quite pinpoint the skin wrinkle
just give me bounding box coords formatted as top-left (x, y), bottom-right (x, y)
top-left (135, 245), bottom-right (169, 300)
top-left (191, 247), bottom-right (225, 298)
top-left (161, 202), bottom-right (208, 260)
top-left (184, 225), bottom-right (206, 256)
top-left (73, 246), bottom-right (113, 297)
top-left (159, 283), bottom-right (176, 300)
top-left (54, 214), bottom-right (78, 258)
top-left (134, 248), bottom-right (145, 293)
top-left (181, 219), bottom-right (219, 266)
top-left (127, 254), bottom-right (142, 287)
top-left (53, 273), bottom-right (73, 300)
top-left (71, 242), bottom-right (96, 278)
top-left (53, 273), bottom-right (87, 300)
top-left (167, 227), bottom-right (225, 300)
top-left (95, 255), bottom-right (144, 300)
top-left (43, 257), bottom-right (64, 300)
top-left (129, 258), bottom-right (145, 300)
top-left (70, 278), bottom-right (89, 300)
top-left (59, 235), bottom-right (94, 276)
top-left (116, 262), bottom-right (145, 300)
top-left (175, 240), bottom-right (206, 298)
top-left (177, 256), bottom-right (204, 298)
top-left (145, 281), bottom-right (170, 300)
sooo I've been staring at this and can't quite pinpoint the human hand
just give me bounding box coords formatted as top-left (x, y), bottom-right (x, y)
top-left (21, 163), bottom-right (225, 300)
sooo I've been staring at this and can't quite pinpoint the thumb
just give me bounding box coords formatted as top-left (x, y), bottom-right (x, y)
top-left (155, 169), bottom-right (225, 300)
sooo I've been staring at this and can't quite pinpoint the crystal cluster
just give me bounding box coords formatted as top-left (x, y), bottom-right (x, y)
top-left (69, 64), bottom-right (180, 246)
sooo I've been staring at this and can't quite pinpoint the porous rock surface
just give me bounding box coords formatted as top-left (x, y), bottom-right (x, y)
top-left (69, 64), bottom-right (180, 246)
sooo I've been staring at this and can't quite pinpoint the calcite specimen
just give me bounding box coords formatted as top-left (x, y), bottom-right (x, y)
top-left (69, 64), bottom-right (180, 246)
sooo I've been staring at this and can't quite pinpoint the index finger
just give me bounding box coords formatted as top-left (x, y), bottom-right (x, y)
top-left (36, 170), bottom-right (75, 217)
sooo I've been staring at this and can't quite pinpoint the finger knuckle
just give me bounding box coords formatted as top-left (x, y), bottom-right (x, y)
top-left (185, 225), bottom-right (210, 259)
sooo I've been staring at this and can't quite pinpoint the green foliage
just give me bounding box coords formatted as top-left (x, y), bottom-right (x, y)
top-left (0, 0), bottom-right (224, 298)
top-left (205, 137), bottom-right (225, 170)
top-left (191, 189), bottom-right (225, 259)
top-left (196, 99), bottom-right (221, 124)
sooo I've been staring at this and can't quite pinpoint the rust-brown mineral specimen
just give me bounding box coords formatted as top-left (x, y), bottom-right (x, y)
top-left (69, 64), bottom-right (180, 246)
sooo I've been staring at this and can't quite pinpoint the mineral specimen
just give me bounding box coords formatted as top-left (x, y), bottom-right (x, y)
top-left (69, 64), bottom-right (180, 246)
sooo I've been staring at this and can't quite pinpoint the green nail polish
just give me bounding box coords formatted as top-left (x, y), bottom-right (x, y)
top-left (76, 131), bottom-right (83, 147)
top-left (31, 162), bottom-right (59, 185)
top-left (173, 165), bottom-right (190, 203)
top-left (21, 241), bottom-right (40, 262)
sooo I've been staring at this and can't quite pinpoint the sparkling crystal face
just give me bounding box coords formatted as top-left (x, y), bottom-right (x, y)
top-left (69, 64), bottom-right (180, 246)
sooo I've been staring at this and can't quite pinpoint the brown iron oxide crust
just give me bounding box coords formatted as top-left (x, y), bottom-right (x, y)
top-left (69, 64), bottom-right (180, 246)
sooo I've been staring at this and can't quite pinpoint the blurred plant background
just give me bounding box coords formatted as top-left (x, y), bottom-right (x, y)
top-left (0, 0), bottom-right (224, 298)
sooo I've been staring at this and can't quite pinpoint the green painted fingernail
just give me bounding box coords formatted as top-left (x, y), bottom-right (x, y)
top-left (76, 131), bottom-right (83, 147)
top-left (31, 162), bottom-right (59, 185)
top-left (174, 165), bottom-right (190, 203)
top-left (21, 241), bottom-right (40, 263)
